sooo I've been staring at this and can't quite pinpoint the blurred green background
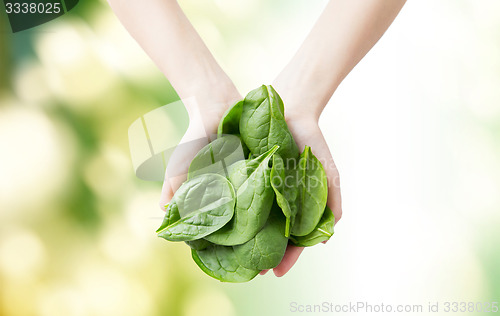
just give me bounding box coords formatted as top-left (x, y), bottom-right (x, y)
top-left (1, 0), bottom-right (499, 315)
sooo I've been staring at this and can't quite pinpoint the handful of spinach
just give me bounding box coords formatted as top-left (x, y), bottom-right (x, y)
top-left (157, 85), bottom-right (335, 282)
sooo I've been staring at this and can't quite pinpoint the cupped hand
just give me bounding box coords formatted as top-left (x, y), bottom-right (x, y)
top-left (158, 84), bottom-right (341, 279)
top-left (265, 95), bottom-right (343, 277)
top-left (159, 90), bottom-right (241, 210)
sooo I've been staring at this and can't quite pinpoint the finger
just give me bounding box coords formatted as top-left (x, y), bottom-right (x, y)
top-left (159, 172), bottom-right (174, 212)
top-left (328, 166), bottom-right (342, 225)
top-left (321, 153), bottom-right (342, 225)
top-left (159, 124), bottom-right (212, 211)
top-left (259, 269), bottom-right (269, 275)
top-left (273, 245), bottom-right (304, 277)
top-left (166, 139), bottom-right (208, 192)
top-left (301, 126), bottom-right (342, 224)
top-left (286, 120), bottom-right (342, 225)
top-left (166, 128), bottom-right (212, 192)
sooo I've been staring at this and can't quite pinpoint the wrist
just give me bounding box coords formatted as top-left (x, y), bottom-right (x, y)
top-left (273, 45), bottom-right (343, 123)
top-left (178, 71), bottom-right (240, 101)
top-left (181, 79), bottom-right (241, 136)
top-left (273, 82), bottom-right (325, 124)
top-left (286, 114), bottom-right (319, 133)
top-left (285, 115), bottom-right (322, 153)
top-left (273, 74), bottom-right (339, 124)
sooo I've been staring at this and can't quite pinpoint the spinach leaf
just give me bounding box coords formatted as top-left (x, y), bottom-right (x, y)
top-left (157, 174), bottom-right (236, 241)
top-left (218, 100), bottom-right (243, 136)
top-left (156, 201), bottom-right (181, 232)
top-left (290, 205), bottom-right (335, 247)
top-left (187, 135), bottom-right (245, 180)
top-left (185, 239), bottom-right (212, 251)
top-left (204, 145), bottom-right (279, 246)
top-left (159, 201), bottom-right (216, 251)
top-left (191, 245), bottom-right (259, 282)
top-left (283, 163), bottom-right (299, 224)
top-left (240, 85), bottom-right (299, 160)
top-left (233, 203), bottom-right (288, 270)
top-left (159, 202), bottom-right (212, 250)
top-left (155, 85), bottom-right (336, 281)
top-left (270, 154), bottom-right (293, 236)
top-left (290, 146), bottom-right (328, 236)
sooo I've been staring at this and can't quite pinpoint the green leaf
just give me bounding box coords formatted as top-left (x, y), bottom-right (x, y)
top-left (233, 204), bottom-right (288, 270)
top-left (290, 146), bottom-right (328, 236)
top-left (187, 135), bottom-right (246, 180)
top-left (290, 205), bottom-right (335, 247)
top-left (185, 239), bottom-right (212, 251)
top-left (204, 145), bottom-right (279, 246)
top-left (283, 164), bottom-right (299, 222)
top-left (192, 245), bottom-right (259, 282)
top-left (155, 84), bottom-right (336, 282)
top-left (218, 100), bottom-right (243, 136)
top-left (156, 202), bottom-right (181, 233)
top-left (157, 174), bottom-right (236, 241)
top-left (270, 154), bottom-right (293, 236)
top-left (240, 85), bottom-right (299, 160)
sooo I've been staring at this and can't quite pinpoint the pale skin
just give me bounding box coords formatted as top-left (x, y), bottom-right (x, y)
top-left (107, 0), bottom-right (406, 277)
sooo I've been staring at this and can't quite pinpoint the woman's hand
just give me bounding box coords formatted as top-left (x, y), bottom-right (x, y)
top-left (109, 0), bottom-right (405, 278)
top-left (159, 86), bottom-right (241, 209)
top-left (263, 106), bottom-right (343, 277)
top-left (107, 0), bottom-right (242, 209)
top-left (263, 0), bottom-right (406, 277)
